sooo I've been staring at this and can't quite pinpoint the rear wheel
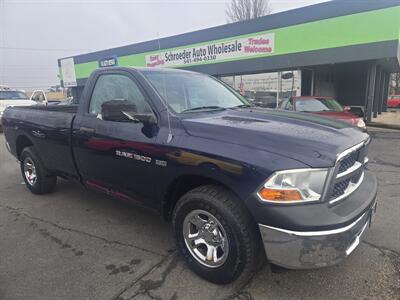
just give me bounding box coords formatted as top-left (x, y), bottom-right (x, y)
top-left (172, 185), bottom-right (263, 284)
top-left (20, 147), bottom-right (57, 194)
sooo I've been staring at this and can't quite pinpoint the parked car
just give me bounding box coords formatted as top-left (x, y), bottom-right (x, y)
top-left (387, 95), bottom-right (400, 108)
top-left (2, 67), bottom-right (377, 284)
top-left (0, 87), bottom-right (36, 131)
top-left (30, 89), bottom-right (62, 105)
top-left (280, 96), bottom-right (366, 130)
top-left (30, 90), bottom-right (47, 104)
top-left (252, 91), bottom-right (277, 108)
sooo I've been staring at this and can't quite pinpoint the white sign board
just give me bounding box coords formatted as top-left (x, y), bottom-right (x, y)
top-left (145, 33), bottom-right (275, 68)
top-left (61, 58), bottom-right (77, 87)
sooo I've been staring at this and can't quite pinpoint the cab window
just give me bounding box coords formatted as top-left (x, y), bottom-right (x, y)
top-left (89, 74), bottom-right (153, 119)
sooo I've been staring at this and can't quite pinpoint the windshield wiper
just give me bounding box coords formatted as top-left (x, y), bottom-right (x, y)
top-left (231, 104), bottom-right (253, 108)
top-left (181, 106), bottom-right (226, 113)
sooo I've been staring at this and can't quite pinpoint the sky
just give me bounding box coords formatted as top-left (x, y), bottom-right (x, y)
top-left (0, 0), bottom-right (328, 90)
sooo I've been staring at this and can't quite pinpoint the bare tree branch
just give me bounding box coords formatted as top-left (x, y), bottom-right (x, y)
top-left (226, 0), bottom-right (271, 23)
top-left (390, 73), bottom-right (400, 95)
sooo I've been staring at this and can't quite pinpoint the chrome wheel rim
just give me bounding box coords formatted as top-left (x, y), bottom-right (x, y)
top-left (183, 209), bottom-right (229, 268)
top-left (23, 157), bottom-right (37, 186)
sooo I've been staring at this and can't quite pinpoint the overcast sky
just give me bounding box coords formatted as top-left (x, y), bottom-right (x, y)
top-left (0, 0), bottom-right (328, 90)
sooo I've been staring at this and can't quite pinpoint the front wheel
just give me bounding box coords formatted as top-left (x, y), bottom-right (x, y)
top-left (172, 185), bottom-right (263, 284)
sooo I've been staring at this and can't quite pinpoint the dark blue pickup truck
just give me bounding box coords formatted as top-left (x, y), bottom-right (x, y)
top-left (2, 67), bottom-right (377, 284)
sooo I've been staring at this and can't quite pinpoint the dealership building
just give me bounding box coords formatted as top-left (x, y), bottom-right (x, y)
top-left (59, 1), bottom-right (400, 121)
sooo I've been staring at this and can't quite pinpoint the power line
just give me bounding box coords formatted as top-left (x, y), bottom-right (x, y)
top-left (4, 0), bottom-right (231, 3)
top-left (0, 46), bottom-right (91, 52)
top-left (0, 65), bottom-right (57, 69)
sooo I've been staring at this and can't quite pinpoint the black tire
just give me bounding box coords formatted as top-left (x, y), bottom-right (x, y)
top-left (20, 147), bottom-right (57, 194)
top-left (172, 184), bottom-right (263, 284)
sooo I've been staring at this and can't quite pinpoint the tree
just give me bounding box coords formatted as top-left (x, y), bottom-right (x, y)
top-left (390, 73), bottom-right (400, 95)
top-left (226, 0), bottom-right (272, 23)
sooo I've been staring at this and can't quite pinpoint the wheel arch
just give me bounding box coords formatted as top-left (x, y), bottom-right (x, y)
top-left (16, 134), bottom-right (34, 160)
top-left (162, 174), bottom-right (240, 221)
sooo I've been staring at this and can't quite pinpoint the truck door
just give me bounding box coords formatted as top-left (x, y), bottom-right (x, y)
top-left (72, 71), bottom-right (159, 206)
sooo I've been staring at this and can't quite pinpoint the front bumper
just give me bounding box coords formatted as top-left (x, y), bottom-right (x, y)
top-left (256, 170), bottom-right (378, 269)
top-left (259, 200), bottom-right (376, 269)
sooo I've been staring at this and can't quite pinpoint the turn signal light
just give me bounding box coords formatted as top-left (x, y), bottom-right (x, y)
top-left (258, 188), bottom-right (303, 202)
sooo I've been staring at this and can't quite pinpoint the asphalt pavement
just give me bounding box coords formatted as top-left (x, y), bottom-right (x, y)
top-left (0, 128), bottom-right (399, 300)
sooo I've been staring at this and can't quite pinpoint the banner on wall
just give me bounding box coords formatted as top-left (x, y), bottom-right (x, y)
top-left (60, 58), bottom-right (77, 87)
top-left (145, 33), bottom-right (275, 68)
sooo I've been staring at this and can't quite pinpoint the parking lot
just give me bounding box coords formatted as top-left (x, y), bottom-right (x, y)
top-left (0, 128), bottom-right (399, 300)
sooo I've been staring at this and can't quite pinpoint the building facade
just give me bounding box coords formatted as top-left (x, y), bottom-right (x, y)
top-left (59, 0), bottom-right (400, 121)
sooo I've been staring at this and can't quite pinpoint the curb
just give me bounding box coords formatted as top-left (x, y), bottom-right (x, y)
top-left (367, 122), bottom-right (400, 130)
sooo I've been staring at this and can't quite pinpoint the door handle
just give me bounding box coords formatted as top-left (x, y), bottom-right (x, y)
top-left (79, 127), bottom-right (96, 134)
top-left (32, 130), bottom-right (46, 138)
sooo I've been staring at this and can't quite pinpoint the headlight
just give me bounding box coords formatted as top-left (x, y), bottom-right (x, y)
top-left (257, 168), bottom-right (328, 203)
top-left (356, 118), bottom-right (366, 128)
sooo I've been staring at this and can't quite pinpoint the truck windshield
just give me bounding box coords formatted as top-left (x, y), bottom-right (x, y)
top-left (142, 70), bottom-right (249, 113)
top-left (0, 91), bottom-right (29, 100)
top-left (295, 97), bottom-right (344, 112)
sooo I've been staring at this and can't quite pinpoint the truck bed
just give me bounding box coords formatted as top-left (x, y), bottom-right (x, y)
top-left (18, 104), bottom-right (78, 114)
top-left (2, 104), bottom-right (79, 178)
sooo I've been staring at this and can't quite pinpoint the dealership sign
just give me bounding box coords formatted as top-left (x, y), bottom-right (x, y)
top-left (99, 56), bottom-right (118, 68)
top-left (145, 33), bottom-right (275, 68)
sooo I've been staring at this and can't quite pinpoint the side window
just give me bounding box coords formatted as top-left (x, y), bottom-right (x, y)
top-left (31, 92), bottom-right (39, 101)
top-left (89, 74), bottom-right (153, 118)
top-left (38, 92), bottom-right (45, 102)
top-left (32, 91), bottom-right (45, 103)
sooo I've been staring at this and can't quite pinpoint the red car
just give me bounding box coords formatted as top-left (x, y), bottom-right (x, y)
top-left (280, 96), bottom-right (366, 129)
top-left (387, 95), bottom-right (400, 108)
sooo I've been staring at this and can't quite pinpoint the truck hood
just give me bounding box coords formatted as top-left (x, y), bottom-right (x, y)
top-left (0, 99), bottom-right (36, 112)
top-left (181, 108), bottom-right (369, 168)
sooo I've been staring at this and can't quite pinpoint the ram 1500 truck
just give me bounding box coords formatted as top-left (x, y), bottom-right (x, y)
top-left (1, 67), bottom-right (377, 284)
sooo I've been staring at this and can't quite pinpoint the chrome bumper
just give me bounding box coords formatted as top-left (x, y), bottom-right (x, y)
top-left (258, 201), bottom-right (377, 269)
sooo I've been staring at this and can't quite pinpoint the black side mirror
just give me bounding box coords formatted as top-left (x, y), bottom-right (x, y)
top-left (101, 99), bottom-right (157, 125)
top-left (101, 99), bottom-right (136, 122)
top-left (133, 113), bottom-right (157, 125)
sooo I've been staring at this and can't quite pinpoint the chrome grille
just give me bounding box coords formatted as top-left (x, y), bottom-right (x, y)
top-left (331, 178), bottom-right (351, 199)
top-left (328, 140), bottom-right (369, 204)
top-left (338, 151), bottom-right (358, 173)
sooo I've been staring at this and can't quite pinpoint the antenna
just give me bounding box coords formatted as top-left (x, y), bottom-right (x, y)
top-left (157, 33), bottom-right (173, 144)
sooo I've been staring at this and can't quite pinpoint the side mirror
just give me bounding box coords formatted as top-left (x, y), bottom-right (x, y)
top-left (101, 100), bottom-right (136, 122)
top-left (132, 113), bottom-right (157, 125)
top-left (101, 100), bottom-right (157, 125)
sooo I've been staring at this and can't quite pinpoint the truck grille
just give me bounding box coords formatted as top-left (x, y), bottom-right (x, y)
top-left (338, 151), bottom-right (358, 173)
top-left (331, 178), bottom-right (351, 199)
top-left (328, 140), bottom-right (369, 204)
